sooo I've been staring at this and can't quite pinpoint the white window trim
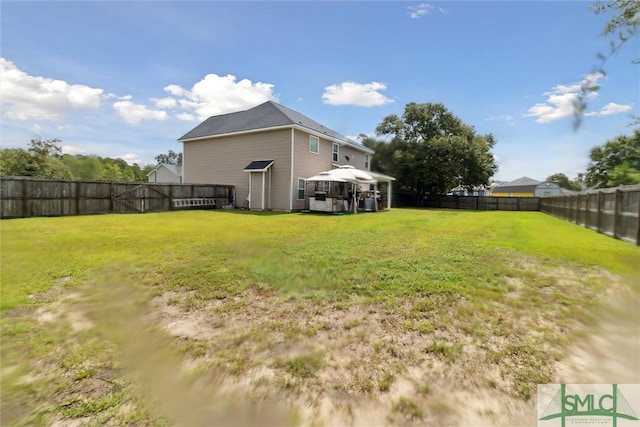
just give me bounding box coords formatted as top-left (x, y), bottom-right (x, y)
top-left (332, 143), bottom-right (339, 162)
top-left (297, 178), bottom-right (306, 200)
top-left (309, 135), bottom-right (319, 154)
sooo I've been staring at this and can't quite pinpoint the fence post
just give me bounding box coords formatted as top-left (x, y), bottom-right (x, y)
top-left (596, 191), bottom-right (603, 235)
top-left (637, 189), bottom-right (640, 245)
top-left (169, 184), bottom-right (174, 211)
top-left (613, 188), bottom-right (621, 240)
top-left (22, 178), bottom-right (29, 218)
top-left (109, 182), bottom-right (114, 213)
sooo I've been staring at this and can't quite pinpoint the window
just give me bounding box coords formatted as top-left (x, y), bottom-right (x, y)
top-left (309, 135), bottom-right (319, 154)
top-left (365, 154), bottom-right (370, 169)
top-left (323, 182), bottom-right (330, 192)
top-left (298, 178), bottom-right (306, 200)
top-left (332, 143), bottom-right (339, 162)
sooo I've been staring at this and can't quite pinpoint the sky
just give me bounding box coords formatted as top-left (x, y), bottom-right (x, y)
top-left (1, 1), bottom-right (638, 182)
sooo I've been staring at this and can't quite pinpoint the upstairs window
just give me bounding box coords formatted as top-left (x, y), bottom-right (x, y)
top-left (365, 154), bottom-right (370, 169)
top-left (332, 143), bottom-right (339, 162)
top-left (309, 135), bottom-right (319, 154)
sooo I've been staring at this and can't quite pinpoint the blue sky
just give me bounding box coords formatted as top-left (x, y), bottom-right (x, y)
top-left (1, 1), bottom-right (638, 181)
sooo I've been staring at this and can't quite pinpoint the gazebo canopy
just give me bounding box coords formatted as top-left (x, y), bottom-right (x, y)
top-left (306, 165), bottom-right (376, 184)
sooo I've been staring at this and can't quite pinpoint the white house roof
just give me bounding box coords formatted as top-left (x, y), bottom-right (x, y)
top-left (177, 101), bottom-right (374, 154)
top-left (147, 163), bottom-right (182, 177)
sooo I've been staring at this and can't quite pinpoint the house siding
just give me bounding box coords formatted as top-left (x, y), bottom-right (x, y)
top-left (182, 126), bottom-right (373, 211)
top-left (289, 130), bottom-right (368, 210)
top-left (493, 191), bottom-right (535, 198)
top-left (183, 129), bottom-right (291, 210)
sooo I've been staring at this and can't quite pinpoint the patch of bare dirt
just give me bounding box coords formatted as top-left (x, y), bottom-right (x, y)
top-left (142, 261), bottom-right (638, 426)
top-left (34, 291), bottom-right (95, 332)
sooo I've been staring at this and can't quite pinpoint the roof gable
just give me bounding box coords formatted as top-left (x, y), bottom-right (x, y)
top-left (147, 163), bottom-right (182, 177)
top-left (492, 176), bottom-right (543, 194)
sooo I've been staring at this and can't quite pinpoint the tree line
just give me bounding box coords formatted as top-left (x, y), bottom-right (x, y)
top-left (0, 138), bottom-right (156, 182)
top-left (0, 139), bottom-right (184, 183)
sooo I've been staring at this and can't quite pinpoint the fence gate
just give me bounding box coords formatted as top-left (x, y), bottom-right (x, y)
top-left (111, 184), bottom-right (171, 213)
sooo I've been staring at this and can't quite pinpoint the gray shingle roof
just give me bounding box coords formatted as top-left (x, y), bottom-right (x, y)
top-left (178, 101), bottom-right (373, 154)
top-left (493, 176), bottom-right (541, 192)
top-left (244, 160), bottom-right (274, 171)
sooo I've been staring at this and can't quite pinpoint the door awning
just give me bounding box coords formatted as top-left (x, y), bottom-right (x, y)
top-left (244, 160), bottom-right (274, 172)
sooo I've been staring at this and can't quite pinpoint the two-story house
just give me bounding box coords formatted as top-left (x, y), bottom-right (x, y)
top-left (178, 101), bottom-right (377, 211)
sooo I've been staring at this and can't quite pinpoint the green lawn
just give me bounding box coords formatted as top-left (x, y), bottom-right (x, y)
top-left (1, 209), bottom-right (639, 426)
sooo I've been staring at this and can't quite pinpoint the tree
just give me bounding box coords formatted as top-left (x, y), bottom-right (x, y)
top-left (361, 134), bottom-right (395, 176)
top-left (575, 0), bottom-right (639, 128)
top-left (546, 173), bottom-right (583, 191)
top-left (375, 102), bottom-right (498, 205)
top-left (155, 150), bottom-right (182, 166)
top-left (0, 138), bottom-right (72, 178)
top-left (0, 148), bottom-right (35, 176)
top-left (584, 129), bottom-right (640, 188)
top-left (28, 137), bottom-right (62, 157)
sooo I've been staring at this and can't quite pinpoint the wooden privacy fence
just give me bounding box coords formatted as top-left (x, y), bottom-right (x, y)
top-left (424, 195), bottom-right (541, 211)
top-left (540, 185), bottom-right (640, 245)
top-left (0, 177), bottom-right (235, 219)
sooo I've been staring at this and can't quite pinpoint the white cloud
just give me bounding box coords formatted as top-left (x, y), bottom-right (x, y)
top-left (408, 3), bottom-right (446, 19)
top-left (524, 72), bottom-right (628, 124)
top-left (113, 100), bottom-right (169, 125)
top-left (176, 112), bottom-right (197, 121)
top-left (61, 145), bottom-right (86, 155)
top-left (151, 97), bottom-right (177, 109)
top-left (587, 102), bottom-right (634, 116)
top-left (0, 57), bottom-right (103, 121)
top-left (118, 153), bottom-right (142, 165)
top-left (322, 81), bottom-right (394, 107)
top-left (163, 73), bottom-right (277, 121)
top-left (485, 115), bottom-right (516, 126)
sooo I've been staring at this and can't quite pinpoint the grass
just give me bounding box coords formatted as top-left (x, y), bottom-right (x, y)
top-left (1, 208), bottom-right (639, 425)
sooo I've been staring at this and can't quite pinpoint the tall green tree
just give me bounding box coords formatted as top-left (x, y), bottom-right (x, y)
top-left (0, 138), bottom-right (73, 178)
top-left (584, 129), bottom-right (640, 188)
top-left (155, 150), bottom-right (182, 166)
top-left (546, 173), bottom-right (583, 191)
top-left (375, 102), bottom-right (498, 205)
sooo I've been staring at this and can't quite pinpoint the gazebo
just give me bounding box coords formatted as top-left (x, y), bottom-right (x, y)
top-left (305, 165), bottom-right (394, 213)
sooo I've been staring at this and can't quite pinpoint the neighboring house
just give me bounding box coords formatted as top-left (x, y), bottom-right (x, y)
top-left (147, 164), bottom-right (182, 183)
top-left (535, 181), bottom-right (562, 197)
top-left (535, 181), bottom-right (577, 197)
top-left (492, 177), bottom-right (541, 197)
top-left (178, 101), bottom-right (376, 211)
